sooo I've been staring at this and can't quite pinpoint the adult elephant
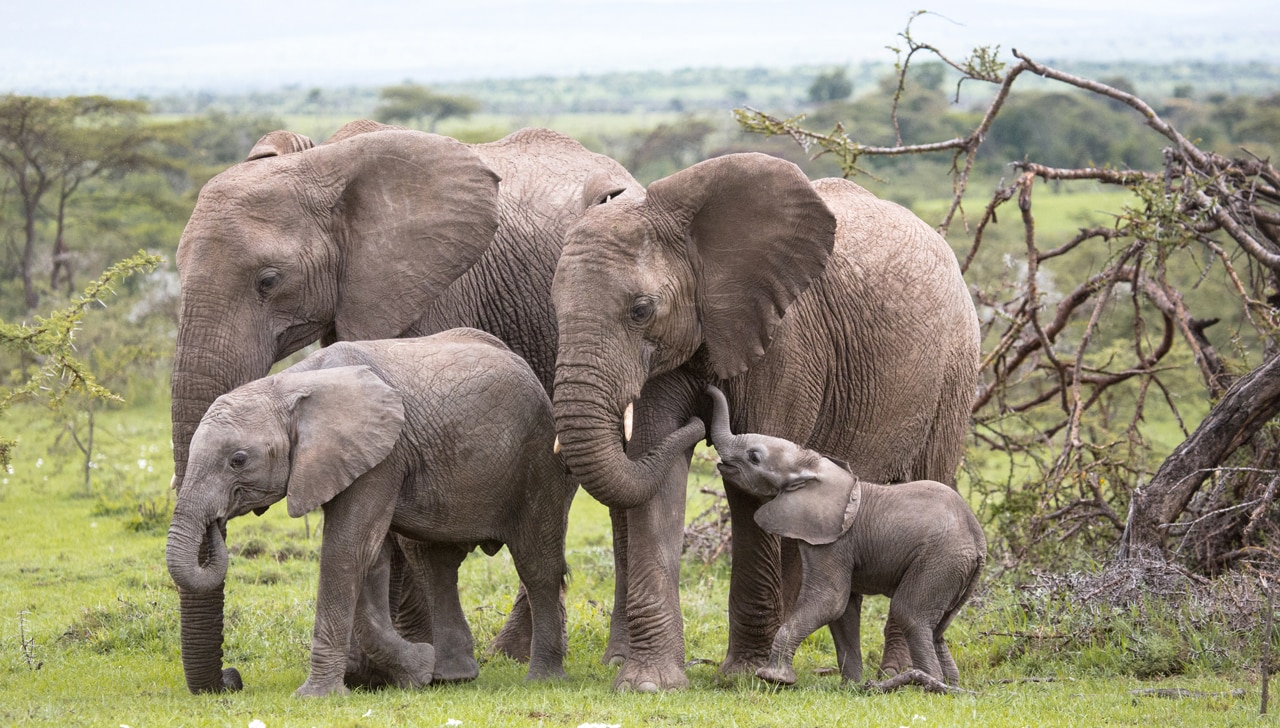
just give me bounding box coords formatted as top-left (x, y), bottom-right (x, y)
top-left (550, 152), bottom-right (980, 691)
top-left (170, 120), bottom-right (640, 694)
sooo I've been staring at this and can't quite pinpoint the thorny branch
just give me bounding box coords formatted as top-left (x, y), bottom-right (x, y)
top-left (738, 35), bottom-right (1280, 572)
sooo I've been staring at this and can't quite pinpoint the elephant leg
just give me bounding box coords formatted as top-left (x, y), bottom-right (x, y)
top-left (401, 541), bottom-right (478, 682)
top-left (353, 540), bottom-right (435, 689)
top-left (345, 537), bottom-right (427, 689)
top-left (614, 459), bottom-right (690, 692)
top-left (720, 483), bottom-right (783, 675)
top-left (297, 508), bottom-right (394, 697)
top-left (878, 611), bottom-right (912, 677)
top-left (887, 581), bottom-right (946, 681)
top-left (603, 506), bottom-right (630, 666)
top-left (932, 604), bottom-right (963, 686)
top-left (756, 558), bottom-right (849, 686)
top-left (486, 583), bottom-right (533, 662)
top-left (508, 542), bottom-right (568, 680)
top-left (827, 593), bottom-right (863, 684)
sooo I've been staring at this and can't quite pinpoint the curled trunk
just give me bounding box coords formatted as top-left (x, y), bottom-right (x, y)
top-left (553, 378), bottom-right (705, 510)
top-left (166, 510), bottom-right (240, 693)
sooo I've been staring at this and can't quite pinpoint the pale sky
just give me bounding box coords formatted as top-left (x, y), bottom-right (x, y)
top-left (5, 0), bottom-right (1277, 94)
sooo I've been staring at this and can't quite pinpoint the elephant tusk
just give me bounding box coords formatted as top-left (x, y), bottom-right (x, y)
top-left (624, 402), bottom-right (634, 443)
top-left (553, 436), bottom-right (561, 455)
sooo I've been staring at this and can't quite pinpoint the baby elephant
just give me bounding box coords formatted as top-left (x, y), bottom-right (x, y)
top-left (704, 385), bottom-right (984, 687)
top-left (166, 329), bottom-right (574, 696)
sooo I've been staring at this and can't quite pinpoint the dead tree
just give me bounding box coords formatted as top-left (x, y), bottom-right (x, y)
top-left (737, 17), bottom-right (1280, 572)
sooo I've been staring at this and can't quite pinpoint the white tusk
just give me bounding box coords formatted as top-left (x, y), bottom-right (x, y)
top-left (170, 474), bottom-right (179, 490)
top-left (553, 436), bottom-right (561, 455)
top-left (624, 402), bottom-right (634, 443)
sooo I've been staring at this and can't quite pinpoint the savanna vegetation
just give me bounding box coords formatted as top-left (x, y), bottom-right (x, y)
top-left (3, 19), bottom-right (1280, 724)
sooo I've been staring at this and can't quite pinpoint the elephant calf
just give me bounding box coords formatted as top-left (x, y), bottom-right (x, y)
top-left (705, 386), bottom-right (985, 687)
top-left (166, 329), bottom-right (574, 696)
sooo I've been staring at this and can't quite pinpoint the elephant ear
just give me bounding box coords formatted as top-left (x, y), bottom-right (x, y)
top-left (755, 463), bottom-right (861, 546)
top-left (305, 130), bottom-right (501, 341)
top-left (646, 153), bottom-right (837, 378)
top-left (278, 366), bottom-right (405, 517)
top-left (246, 130), bottom-right (316, 160)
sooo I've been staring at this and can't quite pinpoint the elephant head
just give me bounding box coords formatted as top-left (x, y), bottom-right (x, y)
top-left (705, 384), bottom-right (860, 546)
top-left (169, 122), bottom-right (497, 693)
top-left (166, 366), bottom-right (404, 686)
top-left (550, 153), bottom-right (836, 509)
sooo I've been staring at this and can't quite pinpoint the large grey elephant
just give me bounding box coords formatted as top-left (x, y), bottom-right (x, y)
top-left (170, 120), bottom-right (640, 693)
top-left (550, 152), bottom-right (980, 691)
top-left (705, 384), bottom-right (985, 686)
top-left (167, 331), bottom-right (575, 696)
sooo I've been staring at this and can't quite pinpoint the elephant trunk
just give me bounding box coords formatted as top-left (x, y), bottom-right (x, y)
top-left (166, 495), bottom-right (241, 693)
top-left (552, 371), bottom-right (705, 510)
top-left (705, 384), bottom-right (737, 450)
top-left (168, 300), bottom-right (266, 690)
top-left (170, 309), bottom-right (270, 490)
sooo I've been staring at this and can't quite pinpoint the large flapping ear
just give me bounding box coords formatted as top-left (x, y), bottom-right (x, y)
top-left (303, 129), bottom-right (501, 341)
top-left (755, 466), bottom-right (862, 546)
top-left (246, 130), bottom-right (316, 160)
top-left (277, 366), bottom-right (405, 517)
top-left (645, 153), bottom-right (837, 378)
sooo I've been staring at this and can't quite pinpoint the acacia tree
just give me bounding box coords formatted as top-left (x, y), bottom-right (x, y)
top-left (373, 83), bottom-right (481, 132)
top-left (0, 95), bottom-right (161, 310)
top-left (737, 16), bottom-right (1280, 574)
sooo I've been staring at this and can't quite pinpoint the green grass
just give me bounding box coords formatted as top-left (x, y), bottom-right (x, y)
top-left (0, 399), bottom-right (1273, 726)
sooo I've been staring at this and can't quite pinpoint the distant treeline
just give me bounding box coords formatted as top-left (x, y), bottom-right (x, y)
top-left (141, 60), bottom-right (1280, 119)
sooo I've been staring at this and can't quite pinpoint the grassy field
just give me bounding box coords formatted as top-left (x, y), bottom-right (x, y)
top-left (0, 394), bottom-right (1272, 727)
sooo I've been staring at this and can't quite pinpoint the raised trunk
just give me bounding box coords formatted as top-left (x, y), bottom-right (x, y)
top-left (553, 377), bottom-right (705, 510)
top-left (705, 385), bottom-right (738, 449)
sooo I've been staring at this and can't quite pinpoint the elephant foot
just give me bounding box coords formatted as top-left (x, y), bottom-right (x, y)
top-left (755, 664), bottom-right (798, 686)
top-left (718, 652), bottom-right (768, 677)
top-left (432, 653), bottom-right (480, 683)
top-left (602, 642), bottom-right (628, 667)
top-left (487, 599), bottom-right (533, 662)
top-left (877, 655), bottom-right (911, 679)
top-left (614, 658), bottom-right (688, 692)
top-left (525, 662), bottom-right (568, 681)
top-left (295, 678), bottom-right (350, 698)
top-left (344, 648), bottom-right (394, 690)
top-left (388, 643), bottom-right (436, 689)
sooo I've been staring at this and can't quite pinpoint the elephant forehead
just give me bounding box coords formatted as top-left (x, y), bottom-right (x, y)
top-left (556, 208), bottom-right (674, 292)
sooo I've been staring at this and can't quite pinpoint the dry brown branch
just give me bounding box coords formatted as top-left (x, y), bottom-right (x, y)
top-left (864, 668), bottom-right (975, 695)
top-left (739, 30), bottom-right (1280, 572)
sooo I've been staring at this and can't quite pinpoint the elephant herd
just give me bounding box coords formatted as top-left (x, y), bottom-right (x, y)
top-left (164, 120), bottom-right (983, 696)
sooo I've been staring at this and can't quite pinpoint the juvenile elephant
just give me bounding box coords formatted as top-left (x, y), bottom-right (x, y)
top-left (706, 385), bottom-right (985, 686)
top-left (550, 152), bottom-right (980, 690)
top-left (170, 120), bottom-right (639, 692)
top-left (165, 330), bottom-right (575, 697)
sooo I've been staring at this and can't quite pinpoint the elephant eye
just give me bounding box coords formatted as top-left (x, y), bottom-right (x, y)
top-left (256, 269), bottom-right (281, 296)
top-left (629, 297), bottom-right (656, 324)
top-left (747, 449), bottom-right (762, 465)
top-left (229, 450), bottom-right (248, 469)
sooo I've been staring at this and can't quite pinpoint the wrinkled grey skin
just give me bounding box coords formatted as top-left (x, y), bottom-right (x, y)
top-left (166, 331), bottom-right (575, 697)
top-left (170, 120), bottom-right (638, 693)
top-left (706, 385), bottom-right (985, 686)
top-left (550, 153), bottom-right (980, 690)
